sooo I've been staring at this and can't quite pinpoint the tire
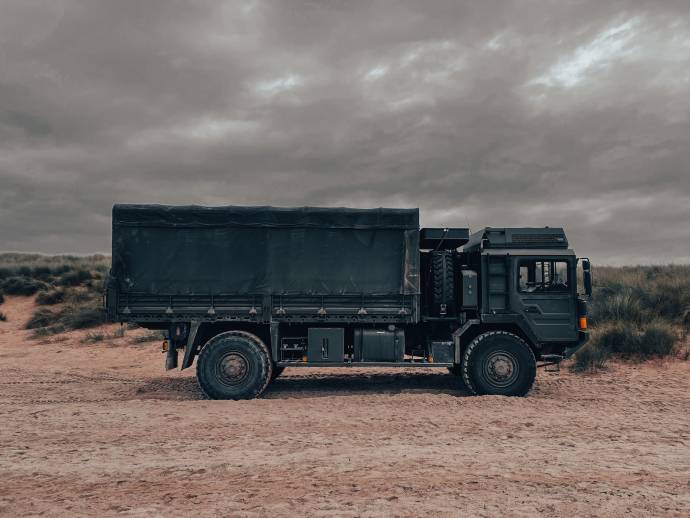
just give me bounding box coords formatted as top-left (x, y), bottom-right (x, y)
top-left (447, 365), bottom-right (466, 389)
top-left (461, 331), bottom-right (536, 396)
top-left (197, 331), bottom-right (272, 400)
top-left (271, 365), bottom-right (285, 381)
top-left (432, 252), bottom-right (454, 306)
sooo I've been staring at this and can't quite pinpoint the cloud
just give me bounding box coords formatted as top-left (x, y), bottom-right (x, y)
top-left (0, 0), bottom-right (689, 264)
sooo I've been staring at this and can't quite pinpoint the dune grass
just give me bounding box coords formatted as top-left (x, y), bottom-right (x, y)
top-left (571, 265), bottom-right (689, 372)
top-left (0, 253), bottom-right (109, 336)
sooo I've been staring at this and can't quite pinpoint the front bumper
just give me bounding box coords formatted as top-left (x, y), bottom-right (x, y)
top-left (563, 330), bottom-right (589, 359)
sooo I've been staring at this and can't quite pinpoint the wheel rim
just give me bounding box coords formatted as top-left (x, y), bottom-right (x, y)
top-left (483, 350), bottom-right (520, 389)
top-left (217, 352), bottom-right (250, 386)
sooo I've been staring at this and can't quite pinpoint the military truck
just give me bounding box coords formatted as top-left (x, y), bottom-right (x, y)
top-left (105, 205), bottom-right (591, 399)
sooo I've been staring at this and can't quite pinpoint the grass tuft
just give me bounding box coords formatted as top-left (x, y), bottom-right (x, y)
top-left (1, 276), bottom-right (47, 296)
top-left (25, 308), bottom-right (57, 329)
top-left (592, 265), bottom-right (690, 325)
top-left (130, 331), bottom-right (165, 343)
top-left (57, 269), bottom-right (93, 287)
top-left (61, 307), bottom-right (106, 330)
top-left (588, 321), bottom-right (677, 360)
top-left (81, 326), bottom-right (126, 344)
top-left (570, 343), bottom-right (610, 373)
top-left (35, 289), bottom-right (66, 305)
top-left (81, 331), bottom-right (105, 343)
top-left (638, 321), bottom-right (677, 357)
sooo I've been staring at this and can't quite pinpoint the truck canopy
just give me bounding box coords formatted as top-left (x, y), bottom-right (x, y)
top-left (112, 205), bottom-right (420, 296)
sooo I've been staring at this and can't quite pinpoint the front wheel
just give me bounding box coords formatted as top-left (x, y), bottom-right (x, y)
top-left (271, 365), bottom-right (285, 381)
top-left (197, 331), bottom-right (272, 400)
top-left (447, 365), bottom-right (466, 390)
top-left (462, 331), bottom-right (536, 396)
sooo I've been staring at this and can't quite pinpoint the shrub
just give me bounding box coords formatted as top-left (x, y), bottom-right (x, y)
top-left (594, 322), bottom-right (639, 355)
top-left (81, 331), bottom-right (105, 344)
top-left (640, 281), bottom-right (690, 321)
top-left (130, 331), bottom-right (165, 343)
top-left (1, 276), bottom-right (46, 296)
top-left (57, 269), bottom-right (92, 287)
top-left (36, 289), bottom-right (65, 305)
top-left (64, 289), bottom-right (96, 304)
top-left (593, 321), bottom-right (677, 359)
top-left (17, 266), bottom-right (32, 277)
top-left (30, 324), bottom-right (66, 339)
top-left (25, 308), bottom-right (57, 329)
top-left (0, 291), bottom-right (4, 305)
top-left (51, 264), bottom-right (72, 276)
top-left (590, 287), bottom-right (645, 325)
top-left (637, 322), bottom-right (677, 357)
top-left (81, 327), bottom-right (126, 344)
top-left (592, 265), bottom-right (690, 325)
top-left (570, 343), bottom-right (609, 373)
top-left (0, 312), bottom-right (6, 322)
top-left (61, 307), bottom-right (106, 329)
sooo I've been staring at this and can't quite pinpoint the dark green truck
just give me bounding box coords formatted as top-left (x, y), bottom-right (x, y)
top-left (106, 205), bottom-right (591, 399)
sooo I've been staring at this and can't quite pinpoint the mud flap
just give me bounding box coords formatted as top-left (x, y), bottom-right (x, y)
top-left (180, 321), bottom-right (201, 370)
top-left (165, 344), bottom-right (178, 370)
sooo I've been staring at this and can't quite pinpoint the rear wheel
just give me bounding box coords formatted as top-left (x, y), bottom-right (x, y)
top-left (197, 331), bottom-right (272, 400)
top-left (462, 331), bottom-right (536, 396)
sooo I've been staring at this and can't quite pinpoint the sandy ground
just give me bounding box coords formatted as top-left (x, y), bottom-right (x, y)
top-left (1, 296), bottom-right (689, 517)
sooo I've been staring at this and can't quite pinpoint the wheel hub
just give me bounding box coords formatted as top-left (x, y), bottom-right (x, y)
top-left (219, 353), bottom-right (249, 383)
top-left (491, 355), bottom-right (513, 378)
top-left (484, 351), bottom-right (519, 387)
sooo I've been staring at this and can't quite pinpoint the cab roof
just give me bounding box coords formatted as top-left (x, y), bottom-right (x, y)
top-left (464, 227), bottom-right (568, 252)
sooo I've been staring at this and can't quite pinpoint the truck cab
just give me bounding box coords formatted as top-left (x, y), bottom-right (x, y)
top-left (458, 227), bottom-right (589, 358)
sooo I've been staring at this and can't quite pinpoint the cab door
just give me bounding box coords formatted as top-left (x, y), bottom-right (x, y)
top-left (512, 257), bottom-right (577, 342)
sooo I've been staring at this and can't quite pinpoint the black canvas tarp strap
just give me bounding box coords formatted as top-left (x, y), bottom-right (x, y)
top-left (113, 204), bottom-right (418, 230)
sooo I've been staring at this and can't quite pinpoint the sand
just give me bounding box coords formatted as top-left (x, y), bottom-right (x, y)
top-left (1, 295), bottom-right (689, 517)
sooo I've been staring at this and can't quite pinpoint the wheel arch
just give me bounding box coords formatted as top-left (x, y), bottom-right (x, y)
top-left (454, 320), bottom-right (540, 362)
top-left (182, 321), bottom-right (272, 370)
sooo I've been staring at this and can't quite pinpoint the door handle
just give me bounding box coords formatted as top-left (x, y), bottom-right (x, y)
top-left (523, 305), bottom-right (542, 314)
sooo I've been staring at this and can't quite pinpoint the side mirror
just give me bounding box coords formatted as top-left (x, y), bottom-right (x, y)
top-left (581, 258), bottom-right (592, 297)
top-left (584, 271), bottom-right (592, 297)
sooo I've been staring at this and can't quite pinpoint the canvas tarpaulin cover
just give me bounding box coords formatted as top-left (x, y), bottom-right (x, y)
top-left (112, 205), bottom-right (420, 296)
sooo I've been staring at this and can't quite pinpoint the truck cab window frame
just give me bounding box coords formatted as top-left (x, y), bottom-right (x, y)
top-left (518, 258), bottom-right (570, 293)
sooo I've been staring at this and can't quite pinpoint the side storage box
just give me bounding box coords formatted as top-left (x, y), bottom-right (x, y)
top-left (307, 328), bottom-right (344, 362)
top-left (430, 341), bottom-right (454, 363)
top-left (354, 329), bottom-right (405, 362)
top-left (461, 270), bottom-right (478, 309)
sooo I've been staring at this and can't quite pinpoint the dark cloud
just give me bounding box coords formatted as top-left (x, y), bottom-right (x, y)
top-left (1, 0), bottom-right (689, 263)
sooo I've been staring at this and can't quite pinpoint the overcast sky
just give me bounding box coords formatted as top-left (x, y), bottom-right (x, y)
top-left (1, 1), bottom-right (689, 264)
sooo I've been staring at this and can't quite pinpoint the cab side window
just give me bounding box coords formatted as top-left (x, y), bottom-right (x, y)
top-left (518, 260), bottom-right (569, 293)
